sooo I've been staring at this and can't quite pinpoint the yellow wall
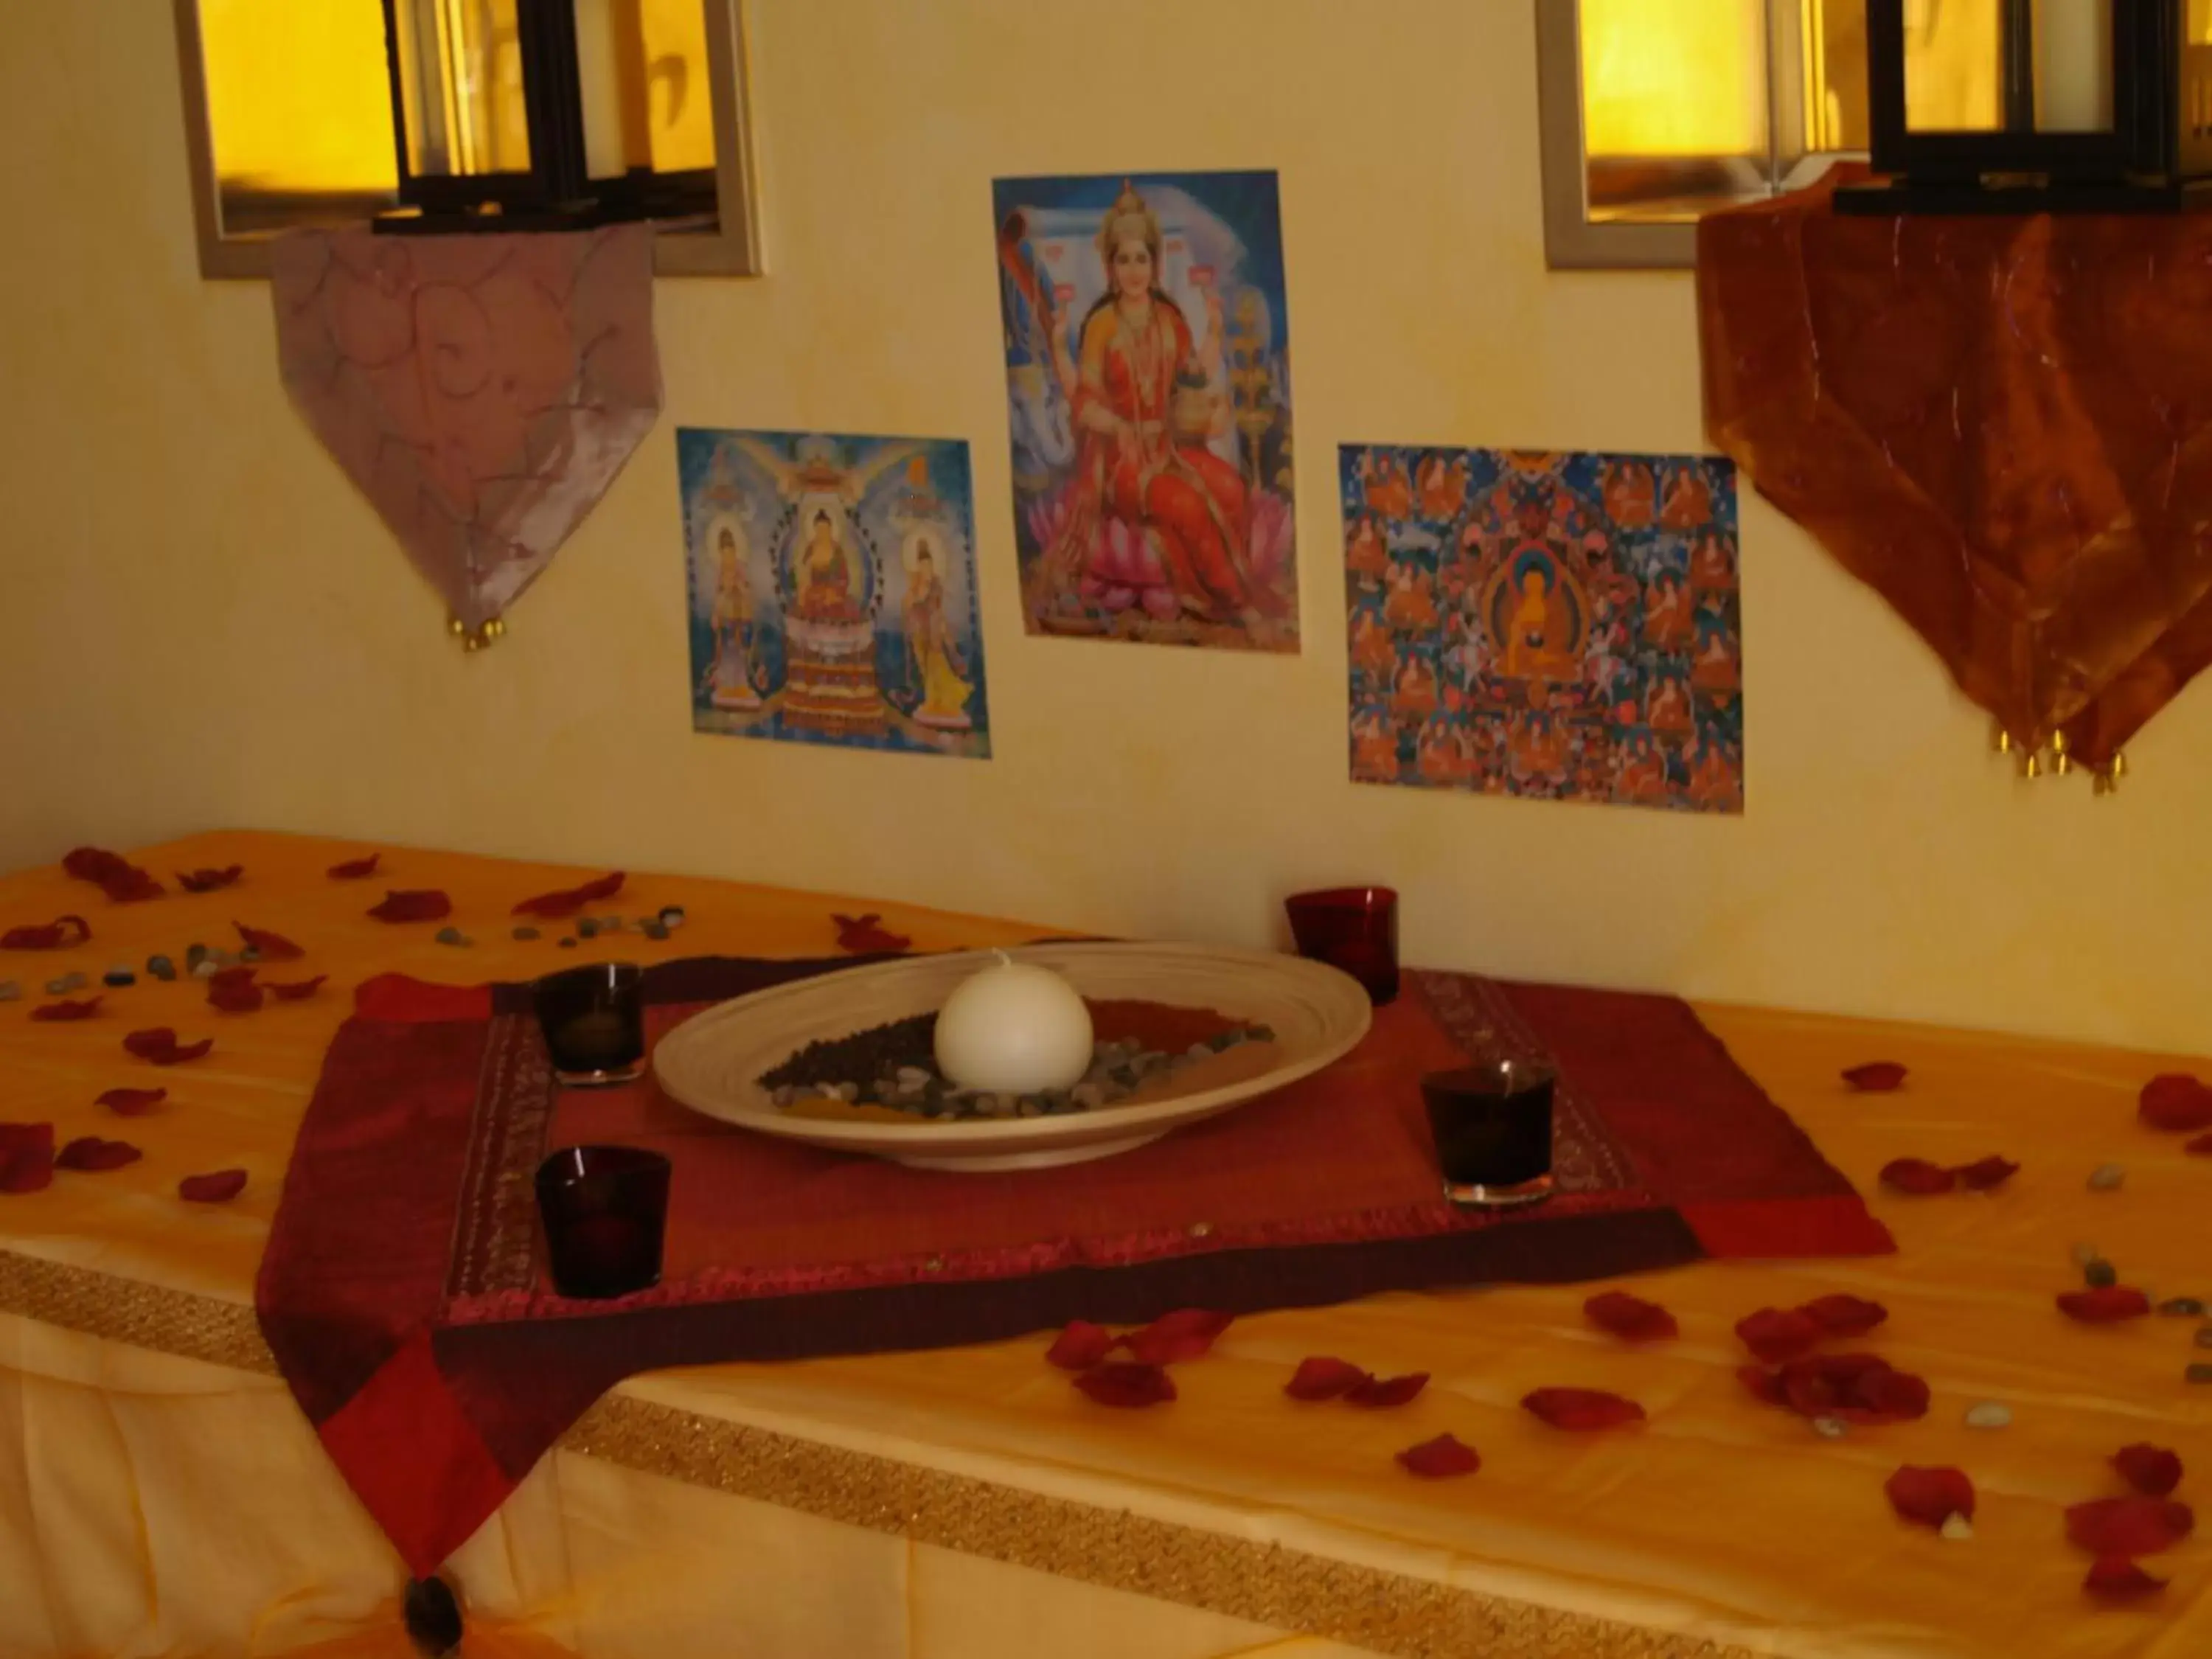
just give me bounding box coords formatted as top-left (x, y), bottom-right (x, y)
top-left (4, 0), bottom-right (2211, 1054)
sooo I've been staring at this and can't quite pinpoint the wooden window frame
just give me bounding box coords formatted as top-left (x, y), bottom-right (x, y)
top-left (173, 0), bottom-right (762, 279)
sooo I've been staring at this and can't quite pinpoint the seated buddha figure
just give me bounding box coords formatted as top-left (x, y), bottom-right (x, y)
top-left (792, 510), bottom-right (865, 625)
top-left (1499, 559), bottom-right (1581, 682)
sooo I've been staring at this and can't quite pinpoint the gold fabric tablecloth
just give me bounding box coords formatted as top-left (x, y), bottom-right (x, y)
top-left (1, 833), bottom-right (2208, 1659)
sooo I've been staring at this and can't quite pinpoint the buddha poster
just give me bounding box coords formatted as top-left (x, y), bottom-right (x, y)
top-left (678, 428), bottom-right (990, 759)
top-left (1341, 445), bottom-right (1742, 813)
top-left (993, 170), bottom-right (1298, 652)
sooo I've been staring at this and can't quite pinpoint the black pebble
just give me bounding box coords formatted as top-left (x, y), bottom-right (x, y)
top-left (402, 1576), bottom-right (463, 1658)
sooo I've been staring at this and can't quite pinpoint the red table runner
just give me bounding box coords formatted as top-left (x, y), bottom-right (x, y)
top-left (257, 957), bottom-right (1892, 1575)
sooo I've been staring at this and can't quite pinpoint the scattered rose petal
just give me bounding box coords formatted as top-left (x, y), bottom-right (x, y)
top-left (2188, 1130), bottom-right (2212, 1158)
top-left (2059, 1287), bottom-right (2152, 1324)
top-left (511, 872), bottom-right (626, 919)
top-left (178, 1168), bottom-right (248, 1205)
top-left (1879, 1158), bottom-right (1958, 1195)
top-left (1799, 1294), bottom-right (1888, 1338)
top-left (1, 915), bottom-right (91, 950)
top-left (232, 922), bottom-right (303, 961)
top-left (1522, 1388), bottom-right (1645, 1431)
top-left (0, 1123), bottom-right (55, 1194)
top-left (1886, 1465), bottom-right (1976, 1528)
top-left (65, 846), bottom-right (163, 902)
top-left (327, 854), bottom-right (382, 880)
top-left (832, 913), bottom-right (913, 953)
top-left (2112, 1444), bottom-right (2184, 1499)
top-left (1585, 1290), bottom-right (1679, 1343)
top-left (2067, 1497), bottom-right (2195, 1557)
top-left (97, 1087), bottom-right (166, 1116)
top-left (1045, 1320), bottom-right (1116, 1371)
top-left (56, 1136), bottom-right (141, 1172)
top-left (206, 970), bottom-right (263, 1014)
top-left (1285, 1356), bottom-right (1370, 1401)
top-left (1851, 1367), bottom-right (1934, 1425)
top-left (1345, 1372), bottom-right (1430, 1408)
top-left (1952, 1155), bottom-right (2020, 1192)
top-left (30, 996), bottom-right (102, 1022)
top-left (175, 866), bottom-right (243, 894)
top-left (1120, 1308), bottom-right (1234, 1366)
top-left (123, 1028), bottom-right (212, 1065)
top-left (367, 890), bottom-right (451, 923)
top-left (1737, 1365), bottom-right (1790, 1408)
top-left (1736, 1306), bottom-right (1826, 1364)
top-left (265, 975), bottom-right (327, 1002)
top-left (2084, 1557), bottom-right (2167, 1601)
top-left (2138, 1074), bottom-right (2212, 1134)
top-left (1843, 1062), bottom-right (1907, 1092)
top-left (1750, 1353), bottom-right (1930, 1425)
top-left (1397, 1433), bottom-right (1480, 1478)
top-left (1072, 1361), bottom-right (1176, 1408)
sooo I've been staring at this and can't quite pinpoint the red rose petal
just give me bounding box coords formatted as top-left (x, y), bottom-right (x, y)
top-left (63, 846), bottom-right (128, 883)
top-left (55, 1136), bottom-right (142, 1172)
top-left (2188, 1130), bottom-right (2212, 1158)
top-left (1045, 1319), bottom-right (1116, 1371)
top-left (1885, 1465), bottom-right (1976, 1528)
top-left (30, 996), bottom-right (102, 1022)
top-left (66, 846), bottom-right (163, 902)
top-left (207, 977), bottom-right (264, 1014)
top-left (327, 854), bottom-right (382, 880)
top-left (0, 1122), bottom-right (55, 1194)
top-left (1843, 1062), bottom-right (1907, 1092)
top-left (1736, 1306), bottom-right (1825, 1364)
top-left (511, 871), bottom-right (626, 919)
top-left (1397, 1433), bottom-right (1480, 1478)
top-left (1879, 1157), bottom-right (1958, 1195)
top-left (1285, 1356), bottom-right (1370, 1401)
top-left (1345, 1372), bottom-right (1430, 1408)
top-left (1738, 1365), bottom-right (1790, 1407)
top-left (1799, 1293), bottom-right (1888, 1338)
top-left (1521, 1388), bottom-right (1645, 1431)
top-left (1585, 1290), bottom-right (1680, 1343)
top-left (123, 1028), bottom-right (213, 1065)
top-left (265, 975), bottom-right (327, 1002)
top-left (2067, 1497), bottom-right (2195, 1557)
top-left (1850, 1367), bottom-right (1933, 1425)
top-left (1757, 1354), bottom-right (1931, 1425)
top-left (2112, 1444), bottom-right (2185, 1499)
top-left (175, 866), bottom-right (243, 894)
top-left (97, 1087), bottom-right (166, 1116)
top-left (367, 889), bottom-right (451, 923)
top-left (832, 913), bottom-right (914, 954)
top-left (1952, 1155), bottom-right (2020, 1192)
top-left (1, 914), bottom-right (91, 950)
top-left (1072, 1361), bottom-right (1176, 1408)
top-left (2138, 1074), bottom-right (2212, 1134)
top-left (2084, 1556), bottom-right (2167, 1601)
top-left (178, 1168), bottom-right (248, 1205)
top-left (232, 922), bottom-right (303, 961)
top-left (1120, 1308), bottom-right (1234, 1366)
top-left (2058, 1287), bottom-right (2152, 1324)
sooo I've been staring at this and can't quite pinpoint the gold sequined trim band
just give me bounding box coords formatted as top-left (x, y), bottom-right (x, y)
top-left (0, 1247), bottom-right (1752, 1659)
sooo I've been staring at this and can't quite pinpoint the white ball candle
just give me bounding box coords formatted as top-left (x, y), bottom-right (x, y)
top-left (933, 951), bottom-right (1095, 1094)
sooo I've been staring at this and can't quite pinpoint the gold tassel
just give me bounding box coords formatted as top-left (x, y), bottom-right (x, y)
top-left (2053, 750), bottom-right (2073, 776)
top-left (2112, 751), bottom-right (2128, 779)
top-left (2051, 730), bottom-right (2070, 756)
top-left (1992, 724), bottom-right (2014, 754)
top-left (2022, 752), bottom-right (2042, 779)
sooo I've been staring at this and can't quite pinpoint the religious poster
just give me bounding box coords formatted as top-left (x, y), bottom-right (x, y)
top-left (678, 428), bottom-right (990, 759)
top-left (992, 170), bottom-right (1298, 652)
top-left (1341, 445), bottom-right (1742, 813)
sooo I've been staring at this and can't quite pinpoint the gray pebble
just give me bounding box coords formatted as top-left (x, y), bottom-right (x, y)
top-left (640, 919), bottom-right (669, 941)
top-left (2194, 1327), bottom-right (2212, 1350)
top-left (1939, 1513), bottom-right (1975, 1542)
top-left (1071, 1082), bottom-right (1105, 1110)
top-left (185, 943), bottom-right (209, 969)
top-left (191, 960), bottom-right (219, 980)
top-left (45, 976), bottom-right (72, 995)
top-left (2158, 1297), bottom-right (2205, 1318)
top-left (658, 906), bottom-right (686, 928)
top-left (511, 926), bottom-right (540, 942)
top-left (2188, 1363), bottom-right (2212, 1385)
top-left (558, 936), bottom-right (577, 949)
top-left (433, 926), bottom-right (467, 946)
top-left (2084, 1259), bottom-right (2118, 1289)
top-left (1811, 1416), bottom-right (1848, 1439)
top-left (209, 949), bottom-right (235, 968)
top-left (1017, 1099), bottom-right (1042, 1118)
top-left (1964, 1401), bottom-right (2012, 1430)
top-left (832, 1082), bottom-right (858, 1102)
top-left (146, 955), bottom-right (175, 981)
top-left (59, 971), bottom-right (87, 992)
top-left (770, 1085), bottom-right (796, 1108)
top-left (897, 1066), bottom-right (932, 1089)
top-left (1187, 1042), bottom-right (1214, 1061)
top-left (2072, 1242), bottom-right (2101, 1267)
top-left (0, 981), bottom-right (18, 1002)
top-left (597, 914), bottom-right (622, 931)
top-left (577, 918), bottom-right (599, 939)
top-left (102, 968), bottom-right (135, 988)
top-left (2087, 1164), bottom-right (2126, 1192)
top-left (238, 947), bottom-right (260, 964)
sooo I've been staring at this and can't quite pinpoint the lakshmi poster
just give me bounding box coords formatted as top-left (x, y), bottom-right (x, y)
top-left (1341, 445), bottom-right (1742, 813)
top-left (678, 428), bottom-right (990, 759)
top-left (992, 170), bottom-right (1298, 652)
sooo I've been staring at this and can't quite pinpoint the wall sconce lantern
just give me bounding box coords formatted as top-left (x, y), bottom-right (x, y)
top-left (1840, 0), bottom-right (2212, 213)
top-left (379, 0), bottom-right (712, 231)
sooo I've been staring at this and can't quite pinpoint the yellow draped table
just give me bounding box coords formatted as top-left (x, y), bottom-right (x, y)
top-left (1, 832), bottom-right (2207, 1659)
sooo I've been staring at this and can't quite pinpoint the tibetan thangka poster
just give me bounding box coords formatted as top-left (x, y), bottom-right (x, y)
top-left (1342, 446), bottom-right (1742, 813)
top-left (678, 429), bottom-right (989, 759)
top-left (993, 170), bottom-right (1297, 652)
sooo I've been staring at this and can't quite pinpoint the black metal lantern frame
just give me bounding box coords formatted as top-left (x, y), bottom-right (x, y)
top-left (1841, 0), bottom-right (2211, 214)
top-left (377, 0), bottom-right (714, 233)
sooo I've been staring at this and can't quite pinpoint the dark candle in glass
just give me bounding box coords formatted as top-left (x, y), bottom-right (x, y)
top-left (1422, 1059), bottom-right (1556, 1208)
top-left (535, 1144), bottom-right (669, 1299)
top-left (534, 962), bottom-right (645, 1086)
top-left (1284, 886), bottom-right (1399, 1005)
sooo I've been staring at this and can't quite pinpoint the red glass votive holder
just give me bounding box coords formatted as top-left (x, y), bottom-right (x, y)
top-left (534, 962), bottom-right (646, 1086)
top-left (1422, 1060), bottom-right (1555, 1208)
top-left (535, 1145), bottom-right (670, 1299)
top-left (1284, 886), bottom-right (1399, 1004)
